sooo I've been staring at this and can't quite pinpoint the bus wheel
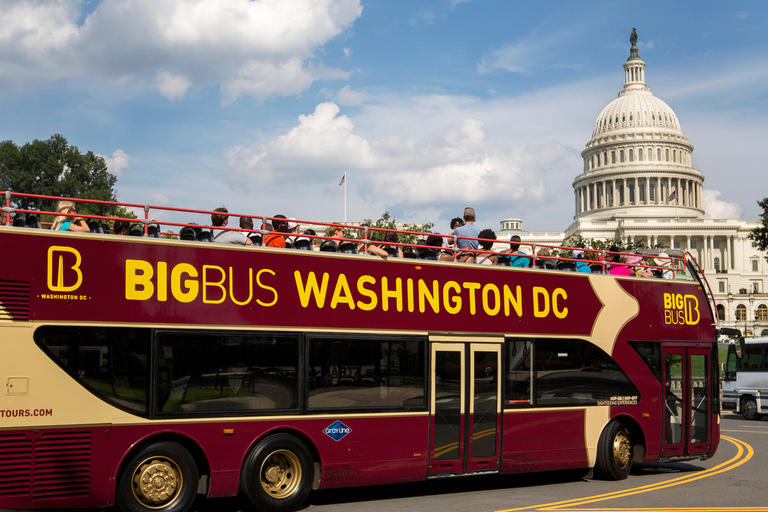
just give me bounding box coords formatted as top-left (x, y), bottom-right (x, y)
top-left (741, 396), bottom-right (763, 420)
top-left (116, 442), bottom-right (199, 512)
top-left (594, 421), bottom-right (632, 480)
top-left (241, 434), bottom-right (313, 512)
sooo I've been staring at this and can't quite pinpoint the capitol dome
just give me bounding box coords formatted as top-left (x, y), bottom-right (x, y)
top-left (573, 30), bottom-right (704, 222)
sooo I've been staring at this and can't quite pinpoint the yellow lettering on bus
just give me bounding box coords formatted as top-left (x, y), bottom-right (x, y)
top-left (157, 261), bottom-right (167, 301)
top-left (47, 246), bottom-right (83, 292)
top-left (356, 275), bottom-right (377, 311)
top-left (533, 286), bottom-right (549, 318)
top-left (171, 263), bottom-right (199, 303)
top-left (126, 259), bottom-right (154, 301)
top-left (406, 278), bottom-right (415, 313)
top-left (255, 269), bottom-right (277, 307)
top-left (331, 274), bottom-right (355, 310)
top-left (203, 265), bottom-right (226, 304)
top-left (294, 271), bottom-right (328, 308)
top-left (684, 294), bottom-right (700, 325)
top-left (381, 277), bottom-right (403, 312)
top-left (552, 288), bottom-right (568, 319)
top-left (482, 284), bottom-right (500, 316)
top-left (503, 285), bottom-right (523, 317)
top-left (462, 282), bottom-right (481, 315)
top-left (443, 281), bottom-right (462, 315)
top-left (230, 267), bottom-right (254, 306)
top-left (418, 279), bottom-right (440, 314)
top-left (663, 293), bottom-right (672, 309)
top-left (675, 294), bottom-right (684, 310)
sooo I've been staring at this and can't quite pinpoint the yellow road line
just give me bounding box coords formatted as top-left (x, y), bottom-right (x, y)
top-left (722, 429), bottom-right (768, 434)
top-left (496, 435), bottom-right (752, 512)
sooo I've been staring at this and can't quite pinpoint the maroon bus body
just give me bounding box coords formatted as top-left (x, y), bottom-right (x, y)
top-left (0, 229), bottom-right (718, 510)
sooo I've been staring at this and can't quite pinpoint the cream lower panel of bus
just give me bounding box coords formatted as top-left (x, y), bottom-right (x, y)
top-left (504, 406), bottom-right (610, 468)
top-left (586, 275), bottom-right (639, 356)
top-left (0, 325), bottom-right (143, 428)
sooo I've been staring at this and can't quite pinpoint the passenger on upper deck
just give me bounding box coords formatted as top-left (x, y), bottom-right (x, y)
top-left (655, 251), bottom-right (674, 279)
top-left (382, 230), bottom-right (404, 258)
top-left (440, 217), bottom-right (464, 262)
top-left (286, 218), bottom-right (300, 247)
top-left (51, 201), bottom-right (89, 232)
top-left (355, 224), bottom-right (389, 258)
top-left (500, 235), bottom-right (531, 267)
top-left (113, 220), bottom-right (131, 235)
top-left (211, 207), bottom-right (253, 245)
top-left (607, 246), bottom-right (632, 276)
top-left (265, 215), bottom-right (288, 248)
top-left (476, 229), bottom-right (498, 265)
top-left (572, 250), bottom-right (592, 273)
top-left (453, 207), bottom-right (480, 263)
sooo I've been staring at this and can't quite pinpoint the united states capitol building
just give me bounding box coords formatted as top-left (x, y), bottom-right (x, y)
top-left (498, 32), bottom-right (767, 338)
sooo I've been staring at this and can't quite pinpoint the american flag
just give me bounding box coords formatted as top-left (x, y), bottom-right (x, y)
top-left (668, 190), bottom-right (676, 202)
top-left (339, 174), bottom-right (346, 186)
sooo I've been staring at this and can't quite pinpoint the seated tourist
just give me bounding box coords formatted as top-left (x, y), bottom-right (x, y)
top-left (476, 229), bottom-right (498, 265)
top-left (51, 201), bottom-right (89, 232)
top-left (211, 207), bottom-right (252, 245)
top-left (113, 220), bottom-right (131, 235)
top-left (607, 246), bottom-right (632, 276)
top-left (355, 224), bottom-right (388, 258)
top-left (572, 250), bottom-right (592, 273)
top-left (500, 235), bottom-right (531, 267)
top-left (264, 214), bottom-right (288, 248)
top-left (382, 230), bottom-right (403, 258)
top-left (440, 217), bottom-right (464, 262)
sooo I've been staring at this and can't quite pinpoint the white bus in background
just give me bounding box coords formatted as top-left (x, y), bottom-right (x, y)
top-left (722, 335), bottom-right (768, 420)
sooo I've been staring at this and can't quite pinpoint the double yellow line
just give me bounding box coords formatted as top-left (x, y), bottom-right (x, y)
top-left (498, 435), bottom-right (755, 512)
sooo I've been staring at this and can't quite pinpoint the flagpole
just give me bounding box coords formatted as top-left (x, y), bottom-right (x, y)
top-left (344, 169), bottom-right (347, 223)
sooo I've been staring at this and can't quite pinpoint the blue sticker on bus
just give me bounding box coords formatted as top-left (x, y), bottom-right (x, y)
top-left (323, 420), bottom-right (352, 441)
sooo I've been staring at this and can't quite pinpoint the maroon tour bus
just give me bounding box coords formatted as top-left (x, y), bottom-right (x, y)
top-left (0, 193), bottom-right (720, 512)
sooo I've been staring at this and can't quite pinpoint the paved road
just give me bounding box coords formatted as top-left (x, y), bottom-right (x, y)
top-left (185, 412), bottom-right (767, 512)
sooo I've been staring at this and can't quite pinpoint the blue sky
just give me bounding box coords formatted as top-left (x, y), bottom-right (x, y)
top-left (1, 0), bottom-right (766, 233)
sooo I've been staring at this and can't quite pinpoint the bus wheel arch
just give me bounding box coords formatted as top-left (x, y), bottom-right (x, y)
top-left (240, 432), bottom-right (315, 512)
top-left (594, 419), bottom-right (636, 480)
top-left (740, 395), bottom-right (763, 420)
top-left (115, 437), bottom-right (205, 512)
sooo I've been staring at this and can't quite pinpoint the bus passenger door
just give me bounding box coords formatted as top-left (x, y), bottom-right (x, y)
top-left (661, 346), bottom-right (711, 458)
top-left (429, 341), bottom-right (502, 476)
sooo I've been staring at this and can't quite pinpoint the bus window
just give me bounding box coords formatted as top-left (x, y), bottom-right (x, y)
top-left (155, 331), bottom-right (300, 415)
top-left (35, 326), bottom-right (151, 416)
top-left (505, 339), bottom-right (533, 407)
top-left (629, 341), bottom-right (662, 382)
top-left (535, 339), bottom-right (639, 407)
top-left (307, 336), bottom-right (426, 410)
top-left (740, 345), bottom-right (764, 370)
top-left (724, 344), bottom-right (738, 381)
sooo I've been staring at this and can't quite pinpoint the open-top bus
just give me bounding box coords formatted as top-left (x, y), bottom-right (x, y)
top-left (0, 193), bottom-right (721, 512)
top-left (722, 335), bottom-right (768, 420)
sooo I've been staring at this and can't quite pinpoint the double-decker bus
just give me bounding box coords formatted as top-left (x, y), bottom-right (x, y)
top-left (0, 193), bottom-right (721, 512)
top-left (722, 335), bottom-right (768, 420)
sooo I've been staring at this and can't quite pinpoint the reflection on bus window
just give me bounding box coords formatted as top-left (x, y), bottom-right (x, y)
top-left (35, 326), bottom-right (150, 416)
top-left (739, 346), bottom-right (764, 370)
top-left (155, 332), bottom-right (300, 415)
top-left (535, 339), bottom-right (638, 407)
top-left (505, 339), bottom-right (532, 406)
top-left (308, 336), bottom-right (425, 410)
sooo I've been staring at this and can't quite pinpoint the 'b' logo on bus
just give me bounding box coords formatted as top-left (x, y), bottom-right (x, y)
top-left (47, 246), bottom-right (83, 292)
top-left (663, 293), bottom-right (700, 326)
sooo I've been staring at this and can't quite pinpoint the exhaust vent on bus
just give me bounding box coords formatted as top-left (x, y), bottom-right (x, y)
top-left (0, 280), bottom-right (30, 321)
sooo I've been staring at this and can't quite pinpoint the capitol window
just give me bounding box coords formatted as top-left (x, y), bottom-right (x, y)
top-left (758, 305), bottom-right (768, 321)
top-left (736, 305), bottom-right (746, 321)
top-left (620, 150), bottom-right (624, 163)
top-left (629, 149), bottom-right (634, 162)
top-left (753, 260), bottom-right (759, 272)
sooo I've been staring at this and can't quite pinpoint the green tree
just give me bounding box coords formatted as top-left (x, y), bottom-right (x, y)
top-left (362, 211), bottom-right (435, 244)
top-left (749, 198), bottom-right (768, 260)
top-left (561, 234), bottom-right (650, 257)
top-left (0, 134), bottom-right (134, 221)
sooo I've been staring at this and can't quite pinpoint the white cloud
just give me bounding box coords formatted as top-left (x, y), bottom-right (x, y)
top-left (335, 85), bottom-right (368, 106)
top-left (477, 27), bottom-right (582, 75)
top-left (0, 0), bottom-right (362, 101)
top-left (222, 100), bottom-right (580, 228)
top-left (102, 149), bottom-right (131, 176)
top-left (703, 189), bottom-right (743, 219)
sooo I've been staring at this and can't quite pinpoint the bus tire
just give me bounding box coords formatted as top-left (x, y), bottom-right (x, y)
top-left (741, 396), bottom-right (763, 420)
top-left (116, 441), bottom-right (199, 512)
top-left (241, 434), bottom-right (313, 512)
top-left (594, 421), bottom-right (632, 480)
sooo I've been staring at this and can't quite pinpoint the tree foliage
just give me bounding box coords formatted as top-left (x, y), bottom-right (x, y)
top-left (0, 134), bottom-right (134, 221)
top-left (362, 211), bottom-right (435, 244)
top-left (749, 198), bottom-right (768, 260)
top-left (561, 234), bottom-right (650, 256)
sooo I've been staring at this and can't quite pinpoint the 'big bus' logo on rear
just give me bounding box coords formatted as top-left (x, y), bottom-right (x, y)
top-left (663, 292), bottom-right (699, 325)
top-left (46, 246), bottom-right (83, 292)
